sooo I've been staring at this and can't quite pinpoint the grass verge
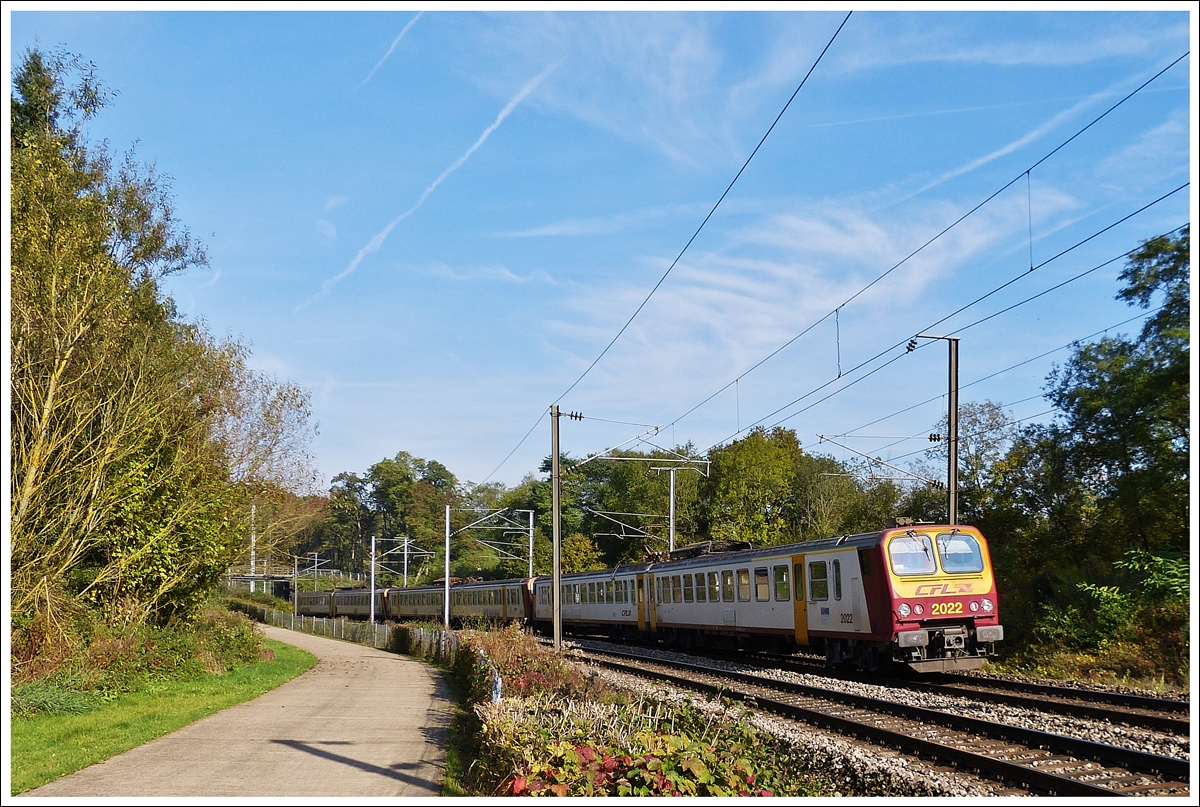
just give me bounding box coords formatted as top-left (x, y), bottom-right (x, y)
top-left (10, 638), bottom-right (316, 795)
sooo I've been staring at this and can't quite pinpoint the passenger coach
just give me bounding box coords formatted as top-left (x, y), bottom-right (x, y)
top-left (531, 524), bottom-right (1002, 672)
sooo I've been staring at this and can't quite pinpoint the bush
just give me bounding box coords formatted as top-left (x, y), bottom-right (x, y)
top-left (475, 691), bottom-right (820, 797)
top-left (447, 625), bottom-right (825, 797)
top-left (11, 605), bottom-right (266, 716)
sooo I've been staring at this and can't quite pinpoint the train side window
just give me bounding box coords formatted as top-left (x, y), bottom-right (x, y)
top-left (669, 575), bottom-right (680, 603)
top-left (833, 560), bottom-right (842, 600)
top-left (774, 565), bottom-right (790, 601)
top-left (809, 561), bottom-right (829, 601)
top-left (755, 568), bottom-right (770, 601)
top-left (737, 569), bottom-right (751, 602)
top-left (607, 581), bottom-right (614, 603)
top-left (721, 570), bottom-right (734, 602)
top-left (695, 575), bottom-right (706, 602)
top-left (709, 572), bottom-right (721, 602)
top-left (683, 574), bottom-right (694, 602)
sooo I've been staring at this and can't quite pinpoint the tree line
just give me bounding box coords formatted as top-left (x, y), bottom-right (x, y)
top-left (10, 49), bottom-right (318, 671)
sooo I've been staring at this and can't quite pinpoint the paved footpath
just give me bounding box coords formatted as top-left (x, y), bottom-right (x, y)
top-left (26, 626), bottom-right (452, 797)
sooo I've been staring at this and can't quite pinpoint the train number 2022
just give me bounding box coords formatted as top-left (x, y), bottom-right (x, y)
top-left (931, 601), bottom-right (964, 616)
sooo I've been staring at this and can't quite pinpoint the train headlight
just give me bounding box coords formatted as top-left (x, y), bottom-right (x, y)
top-left (914, 604), bottom-right (924, 615)
top-left (898, 603), bottom-right (911, 618)
top-left (982, 598), bottom-right (994, 612)
top-left (969, 601), bottom-right (980, 612)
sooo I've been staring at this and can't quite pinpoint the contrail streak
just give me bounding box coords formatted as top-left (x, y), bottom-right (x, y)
top-left (905, 70), bottom-right (1141, 200)
top-left (359, 12), bottom-right (422, 89)
top-left (298, 63), bottom-right (558, 311)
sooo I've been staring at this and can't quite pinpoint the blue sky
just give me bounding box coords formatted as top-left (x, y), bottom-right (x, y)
top-left (7, 9), bottom-right (1194, 491)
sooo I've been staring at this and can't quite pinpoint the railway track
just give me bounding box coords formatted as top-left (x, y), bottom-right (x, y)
top-left (579, 646), bottom-right (1190, 797)
top-left (738, 651), bottom-right (1190, 735)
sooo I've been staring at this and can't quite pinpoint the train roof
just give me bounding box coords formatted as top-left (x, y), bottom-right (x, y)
top-left (317, 525), bottom-right (975, 593)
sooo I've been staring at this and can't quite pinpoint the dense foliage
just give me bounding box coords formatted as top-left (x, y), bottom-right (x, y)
top-left (979, 227), bottom-right (1190, 681)
top-left (10, 49), bottom-right (316, 677)
top-left (457, 626), bottom-right (827, 797)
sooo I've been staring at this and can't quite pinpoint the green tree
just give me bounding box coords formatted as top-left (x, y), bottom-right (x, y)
top-left (10, 49), bottom-right (315, 665)
top-left (1044, 227), bottom-right (1189, 555)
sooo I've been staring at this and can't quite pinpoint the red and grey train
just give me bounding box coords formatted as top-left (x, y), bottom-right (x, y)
top-left (296, 524), bottom-right (1003, 673)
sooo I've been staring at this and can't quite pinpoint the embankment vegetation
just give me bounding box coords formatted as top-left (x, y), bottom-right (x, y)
top-left (11, 48), bottom-right (319, 710)
top-left (430, 625), bottom-right (831, 797)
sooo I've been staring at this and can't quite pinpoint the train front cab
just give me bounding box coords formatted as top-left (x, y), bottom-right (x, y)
top-left (885, 526), bottom-right (1004, 672)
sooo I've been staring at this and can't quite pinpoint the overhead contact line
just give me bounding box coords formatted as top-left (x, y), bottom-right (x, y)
top-left (480, 11), bottom-right (852, 485)
top-left (669, 51), bottom-right (1189, 438)
top-left (703, 200), bottom-right (1187, 453)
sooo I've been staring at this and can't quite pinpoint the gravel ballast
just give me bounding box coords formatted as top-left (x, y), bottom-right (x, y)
top-left (582, 662), bottom-right (1007, 797)
top-left (572, 640), bottom-right (1190, 762)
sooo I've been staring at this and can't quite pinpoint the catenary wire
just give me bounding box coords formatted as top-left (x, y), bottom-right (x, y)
top-left (665, 51), bottom-right (1189, 435)
top-left (763, 217), bottom-right (1184, 436)
top-left (551, 11), bottom-right (853, 407)
top-left (478, 12), bottom-right (852, 485)
top-left (706, 205), bottom-right (1186, 451)
top-left (482, 49), bottom-right (1187, 486)
top-left (839, 306), bottom-right (1162, 437)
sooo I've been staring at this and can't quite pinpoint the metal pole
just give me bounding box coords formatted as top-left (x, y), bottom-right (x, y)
top-left (249, 504), bottom-right (256, 593)
top-left (444, 505), bottom-right (451, 630)
top-left (948, 337), bottom-right (960, 525)
top-left (528, 509), bottom-right (535, 579)
top-left (369, 535), bottom-right (376, 623)
top-left (293, 555), bottom-right (298, 613)
top-left (403, 537), bottom-right (409, 587)
top-left (668, 467), bottom-right (676, 554)
top-left (551, 405), bottom-right (562, 651)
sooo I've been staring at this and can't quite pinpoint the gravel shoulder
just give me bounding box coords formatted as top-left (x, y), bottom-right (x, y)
top-left (22, 626), bottom-right (452, 798)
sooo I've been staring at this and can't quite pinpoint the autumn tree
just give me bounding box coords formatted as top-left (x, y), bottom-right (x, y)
top-left (10, 49), bottom-right (316, 665)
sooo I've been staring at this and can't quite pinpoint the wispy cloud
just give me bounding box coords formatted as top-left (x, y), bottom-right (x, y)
top-left (493, 202), bottom-right (707, 238)
top-left (359, 12), bottom-right (423, 88)
top-left (324, 195), bottom-right (349, 212)
top-left (298, 63), bottom-right (559, 311)
top-left (833, 18), bottom-right (1188, 72)
top-left (315, 219), bottom-right (337, 239)
top-left (901, 72), bottom-right (1142, 201)
top-left (198, 268), bottom-right (221, 289)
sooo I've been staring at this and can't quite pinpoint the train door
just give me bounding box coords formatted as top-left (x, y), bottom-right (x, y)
top-left (791, 553), bottom-right (808, 647)
top-left (636, 574), bottom-right (647, 631)
top-left (648, 574), bottom-right (658, 632)
top-left (501, 587), bottom-right (508, 621)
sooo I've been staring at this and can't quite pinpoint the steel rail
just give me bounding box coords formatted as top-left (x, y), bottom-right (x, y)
top-left (585, 648), bottom-right (1189, 790)
top-left (586, 655), bottom-right (1120, 797)
top-left (739, 652), bottom-right (1189, 734)
top-left (930, 671), bottom-right (1191, 714)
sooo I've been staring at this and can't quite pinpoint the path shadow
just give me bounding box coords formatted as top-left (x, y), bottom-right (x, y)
top-left (270, 739), bottom-right (442, 794)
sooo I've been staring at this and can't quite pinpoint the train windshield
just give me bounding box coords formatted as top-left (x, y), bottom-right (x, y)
top-left (936, 532), bottom-right (984, 573)
top-left (888, 533), bottom-right (937, 576)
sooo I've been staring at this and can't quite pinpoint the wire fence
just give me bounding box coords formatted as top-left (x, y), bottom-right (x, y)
top-left (228, 601), bottom-right (501, 700)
